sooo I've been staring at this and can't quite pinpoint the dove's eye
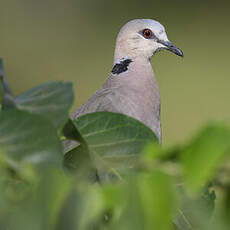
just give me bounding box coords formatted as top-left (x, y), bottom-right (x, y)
top-left (142, 29), bottom-right (153, 39)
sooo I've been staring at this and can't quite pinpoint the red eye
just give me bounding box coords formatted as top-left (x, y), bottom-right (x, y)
top-left (143, 29), bottom-right (153, 39)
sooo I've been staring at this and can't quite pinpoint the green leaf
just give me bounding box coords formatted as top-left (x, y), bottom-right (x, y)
top-left (0, 167), bottom-right (73, 230)
top-left (181, 123), bottom-right (230, 194)
top-left (56, 183), bottom-right (106, 230)
top-left (62, 119), bottom-right (84, 143)
top-left (37, 167), bottom-right (73, 230)
top-left (62, 119), bottom-right (85, 154)
top-left (143, 142), bottom-right (181, 161)
top-left (72, 112), bottom-right (158, 174)
top-left (76, 186), bottom-right (105, 230)
top-left (118, 171), bottom-right (177, 230)
top-left (15, 81), bottom-right (74, 130)
top-left (63, 119), bottom-right (94, 176)
top-left (175, 186), bottom-right (216, 230)
top-left (0, 109), bottom-right (62, 167)
top-left (63, 143), bottom-right (95, 177)
top-left (138, 171), bottom-right (177, 230)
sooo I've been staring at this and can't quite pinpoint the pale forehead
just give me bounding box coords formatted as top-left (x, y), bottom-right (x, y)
top-left (121, 19), bottom-right (165, 34)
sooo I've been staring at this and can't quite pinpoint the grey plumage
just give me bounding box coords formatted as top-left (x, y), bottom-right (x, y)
top-left (72, 57), bottom-right (161, 140)
top-left (66, 19), bottom-right (183, 149)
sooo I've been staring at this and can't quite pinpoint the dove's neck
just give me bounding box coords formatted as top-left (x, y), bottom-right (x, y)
top-left (108, 55), bottom-right (161, 142)
top-left (112, 55), bottom-right (156, 81)
top-left (114, 51), bottom-right (149, 66)
top-left (110, 55), bottom-right (159, 99)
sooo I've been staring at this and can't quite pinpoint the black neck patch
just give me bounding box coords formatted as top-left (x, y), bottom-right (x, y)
top-left (111, 59), bottom-right (133, 75)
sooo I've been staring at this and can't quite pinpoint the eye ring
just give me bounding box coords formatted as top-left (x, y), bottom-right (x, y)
top-left (143, 29), bottom-right (153, 39)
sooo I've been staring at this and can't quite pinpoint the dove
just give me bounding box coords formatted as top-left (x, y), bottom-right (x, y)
top-left (70, 19), bottom-right (183, 147)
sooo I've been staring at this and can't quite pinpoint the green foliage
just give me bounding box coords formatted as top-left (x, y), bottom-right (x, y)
top-left (181, 124), bottom-right (230, 193)
top-left (15, 81), bottom-right (74, 130)
top-left (0, 109), bottom-right (62, 166)
top-left (123, 171), bottom-right (177, 230)
top-left (64, 112), bottom-right (158, 179)
top-left (0, 59), bottom-right (230, 230)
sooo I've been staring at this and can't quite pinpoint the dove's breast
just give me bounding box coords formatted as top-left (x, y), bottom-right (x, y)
top-left (72, 58), bottom-right (161, 142)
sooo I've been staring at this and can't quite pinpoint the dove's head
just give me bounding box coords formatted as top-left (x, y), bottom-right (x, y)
top-left (114, 19), bottom-right (183, 62)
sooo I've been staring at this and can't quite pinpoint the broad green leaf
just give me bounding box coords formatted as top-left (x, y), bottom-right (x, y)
top-left (72, 112), bottom-right (158, 174)
top-left (141, 143), bottom-right (182, 177)
top-left (0, 109), bottom-right (62, 166)
top-left (62, 119), bottom-right (85, 154)
top-left (63, 143), bottom-right (96, 179)
top-left (181, 123), bottom-right (230, 193)
top-left (57, 171), bottom-right (177, 230)
top-left (37, 167), bottom-right (73, 230)
top-left (76, 186), bottom-right (105, 230)
top-left (15, 81), bottom-right (74, 130)
top-left (143, 142), bottom-right (181, 161)
top-left (117, 171), bottom-right (177, 230)
top-left (0, 167), bottom-right (73, 230)
top-left (55, 190), bottom-right (79, 230)
top-left (175, 186), bottom-right (216, 230)
top-left (63, 119), bottom-right (94, 176)
top-left (62, 119), bottom-right (84, 143)
top-left (138, 171), bottom-right (177, 230)
top-left (56, 184), bottom-right (106, 230)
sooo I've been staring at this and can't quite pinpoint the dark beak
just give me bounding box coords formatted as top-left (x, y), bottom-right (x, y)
top-left (158, 40), bottom-right (184, 57)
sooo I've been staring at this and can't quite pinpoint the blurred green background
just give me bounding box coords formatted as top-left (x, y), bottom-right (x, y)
top-left (0, 0), bottom-right (229, 144)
